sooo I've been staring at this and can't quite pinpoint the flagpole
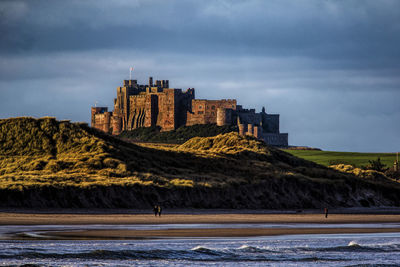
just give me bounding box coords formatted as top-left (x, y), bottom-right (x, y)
top-left (130, 68), bottom-right (132, 80)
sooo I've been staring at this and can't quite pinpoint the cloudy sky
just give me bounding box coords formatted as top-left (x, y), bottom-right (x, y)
top-left (1, 0), bottom-right (399, 152)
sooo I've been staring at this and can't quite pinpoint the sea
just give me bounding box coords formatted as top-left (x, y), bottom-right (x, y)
top-left (1, 224), bottom-right (400, 266)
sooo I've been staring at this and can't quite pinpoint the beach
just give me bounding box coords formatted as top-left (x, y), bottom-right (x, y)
top-left (2, 212), bottom-right (400, 239)
top-left (2, 211), bottom-right (400, 266)
top-left (2, 212), bottom-right (400, 225)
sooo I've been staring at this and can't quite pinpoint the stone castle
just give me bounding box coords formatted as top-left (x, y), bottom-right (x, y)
top-left (91, 77), bottom-right (288, 146)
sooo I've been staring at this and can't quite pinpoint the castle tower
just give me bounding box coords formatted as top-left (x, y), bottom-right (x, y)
top-left (111, 116), bottom-right (122, 135)
top-left (247, 124), bottom-right (254, 135)
top-left (217, 108), bottom-right (232, 126)
top-left (149, 77), bottom-right (153, 87)
top-left (253, 125), bottom-right (262, 139)
top-left (103, 112), bottom-right (111, 132)
top-left (91, 107), bottom-right (108, 127)
top-left (238, 124), bottom-right (246, 136)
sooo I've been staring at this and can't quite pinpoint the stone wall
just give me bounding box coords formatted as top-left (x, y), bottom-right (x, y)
top-left (157, 89), bottom-right (177, 131)
top-left (263, 133), bottom-right (288, 147)
top-left (187, 99), bottom-right (236, 126)
top-left (262, 114), bottom-right (280, 133)
top-left (128, 94), bottom-right (147, 129)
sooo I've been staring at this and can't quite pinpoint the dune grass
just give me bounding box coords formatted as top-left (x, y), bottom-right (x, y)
top-left (283, 150), bottom-right (397, 168)
top-left (0, 118), bottom-right (335, 191)
top-left (119, 124), bottom-right (237, 144)
top-left (1, 117), bottom-right (400, 209)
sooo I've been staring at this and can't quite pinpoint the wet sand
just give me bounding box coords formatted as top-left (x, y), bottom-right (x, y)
top-left (49, 227), bottom-right (400, 239)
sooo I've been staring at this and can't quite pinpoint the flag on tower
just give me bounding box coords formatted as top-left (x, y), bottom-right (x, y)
top-left (130, 67), bottom-right (134, 71)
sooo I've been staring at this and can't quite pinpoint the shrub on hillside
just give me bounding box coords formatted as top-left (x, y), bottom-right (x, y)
top-left (364, 157), bottom-right (388, 172)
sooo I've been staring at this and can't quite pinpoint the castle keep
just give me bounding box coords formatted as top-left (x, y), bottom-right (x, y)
top-left (91, 77), bottom-right (288, 146)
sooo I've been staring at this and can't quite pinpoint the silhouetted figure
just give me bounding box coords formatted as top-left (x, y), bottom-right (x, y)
top-left (153, 205), bottom-right (158, 217)
top-left (324, 207), bottom-right (329, 218)
top-left (158, 205), bottom-right (162, 216)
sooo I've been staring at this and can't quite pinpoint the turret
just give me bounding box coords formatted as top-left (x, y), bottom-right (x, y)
top-left (238, 124), bottom-right (246, 136)
top-left (253, 125), bottom-right (263, 139)
top-left (247, 124), bottom-right (254, 135)
top-left (217, 108), bottom-right (232, 126)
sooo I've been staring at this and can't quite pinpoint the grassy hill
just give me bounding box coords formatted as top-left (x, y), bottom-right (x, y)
top-left (119, 124), bottom-right (237, 144)
top-left (283, 150), bottom-right (397, 168)
top-left (1, 117), bottom-right (400, 209)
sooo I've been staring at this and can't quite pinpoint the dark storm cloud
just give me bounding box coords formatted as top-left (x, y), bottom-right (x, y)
top-left (0, 0), bottom-right (399, 152)
top-left (2, 0), bottom-right (400, 66)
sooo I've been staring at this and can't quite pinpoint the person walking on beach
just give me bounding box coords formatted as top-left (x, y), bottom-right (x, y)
top-left (153, 205), bottom-right (158, 217)
top-left (158, 205), bottom-right (162, 216)
top-left (324, 207), bottom-right (329, 218)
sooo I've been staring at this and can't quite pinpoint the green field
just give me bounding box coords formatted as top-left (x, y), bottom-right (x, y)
top-left (283, 149), bottom-right (398, 168)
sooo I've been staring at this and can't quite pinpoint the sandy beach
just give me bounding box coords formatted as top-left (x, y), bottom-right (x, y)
top-left (2, 212), bottom-right (400, 239)
top-left (1, 212), bottom-right (400, 225)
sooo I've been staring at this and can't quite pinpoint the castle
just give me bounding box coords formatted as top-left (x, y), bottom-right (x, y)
top-left (91, 77), bottom-right (288, 146)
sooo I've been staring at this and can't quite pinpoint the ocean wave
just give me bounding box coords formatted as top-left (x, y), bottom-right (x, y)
top-left (190, 245), bottom-right (224, 256)
top-left (297, 242), bottom-right (400, 253)
top-left (237, 244), bottom-right (272, 253)
top-left (348, 240), bottom-right (360, 247)
top-left (0, 247), bottom-right (349, 263)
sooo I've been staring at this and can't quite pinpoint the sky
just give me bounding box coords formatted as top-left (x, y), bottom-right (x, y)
top-left (0, 0), bottom-right (399, 152)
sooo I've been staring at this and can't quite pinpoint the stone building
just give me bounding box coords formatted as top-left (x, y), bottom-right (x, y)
top-left (91, 77), bottom-right (288, 146)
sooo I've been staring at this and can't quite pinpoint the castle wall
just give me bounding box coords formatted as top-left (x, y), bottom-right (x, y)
top-left (262, 114), bottom-right (280, 133)
top-left (187, 99), bottom-right (236, 126)
top-left (174, 88), bottom-right (194, 128)
top-left (236, 108), bottom-right (261, 126)
top-left (157, 89), bottom-right (177, 131)
top-left (128, 95), bottom-right (147, 129)
top-left (111, 116), bottom-right (122, 135)
top-left (263, 133), bottom-right (288, 147)
top-left (144, 94), bottom-right (158, 127)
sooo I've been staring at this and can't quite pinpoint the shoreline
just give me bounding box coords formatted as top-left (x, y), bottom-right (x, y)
top-left (46, 227), bottom-right (400, 240)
